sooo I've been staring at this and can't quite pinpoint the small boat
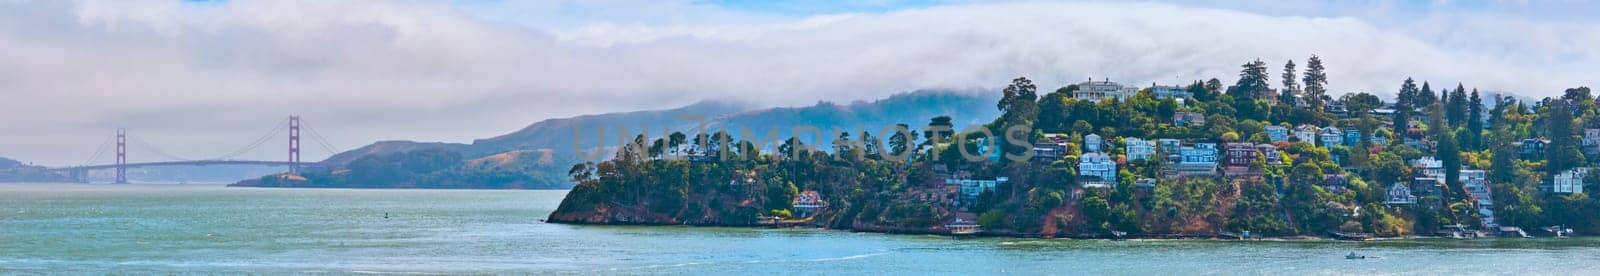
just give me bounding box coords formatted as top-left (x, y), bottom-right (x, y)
top-left (1345, 252), bottom-right (1366, 260)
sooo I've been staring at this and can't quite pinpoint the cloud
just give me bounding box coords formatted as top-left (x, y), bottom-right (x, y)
top-left (0, 0), bottom-right (1594, 165)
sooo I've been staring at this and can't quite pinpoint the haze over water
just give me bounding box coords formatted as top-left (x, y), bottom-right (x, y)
top-left (0, 183), bottom-right (1594, 274)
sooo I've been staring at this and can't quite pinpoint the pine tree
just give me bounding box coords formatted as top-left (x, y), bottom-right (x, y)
top-left (1417, 82), bottom-right (1436, 110)
top-left (1281, 60), bottom-right (1298, 91)
top-left (1205, 78), bottom-right (1223, 97)
top-left (1301, 55), bottom-right (1328, 110)
top-left (1547, 98), bottom-right (1584, 174)
top-left (1281, 60), bottom-right (1298, 106)
top-left (1465, 89), bottom-right (1484, 151)
top-left (1395, 78), bottom-right (1419, 136)
top-left (1428, 102), bottom-right (1461, 203)
top-left (1488, 96), bottom-right (1519, 183)
top-left (1447, 83), bottom-right (1468, 128)
top-left (1232, 59), bottom-right (1271, 99)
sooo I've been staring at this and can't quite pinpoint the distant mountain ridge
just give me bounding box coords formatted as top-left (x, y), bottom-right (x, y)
top-left (0, 156), bottom-right (67, 182)
top-left (322, 89), bottom-right (1002, 166)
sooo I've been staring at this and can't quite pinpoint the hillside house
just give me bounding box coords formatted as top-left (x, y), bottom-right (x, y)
top-left (1079, 152), bottom-right (1117, 188)
top-left (1126, 138), bottom-right (1155, 161)
top-left (1554, 168), bottom-right (1588, 194)
top-left (1074, 79), bottom-right (1138, 102)
top-left (1264, 126), bottom-right (1290, 143)
top-left (1318, 127), bottom-right (1344, 148)
top-left (1386, 182), bottom-right (1417, 205)
top-left (1084, 133), bottom-right (1104, 153)
top-left (793, 190), bottom-right (826, 217)
top-left (1173, 112), bottom-right (1206, 127)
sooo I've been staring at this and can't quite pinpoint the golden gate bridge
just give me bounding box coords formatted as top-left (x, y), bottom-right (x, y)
top-left (51, 116), bottom-right (341, 183)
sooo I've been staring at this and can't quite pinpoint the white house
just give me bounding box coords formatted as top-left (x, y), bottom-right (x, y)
top-left (1293, 125), bottom-right (1319, 143)
top-left (1126, 137), bottom-right (1155, 161)
top-left (947, 177), bottom-right (1007, 203)
top-left (1460, 169), bottom-right (1496, 228)
top-left (1074, 79), bottom-right (1138, 102)
top-left (1084, 133), bottom-right (1104, 153)
top-left (793, 190), bottom-right (825, 216)
top-left (1386, 182), bottom-right (1417, 205)
top-left (1078, 152), bottom-right (1117, 187)
top-left (1411, 157), bottom-right (1444, 179)
top-left (1173, 112), bottom-right (1206, 127)
top-left (1176, 143), bottom-right (1218, 176)
top-left (1149, 84), bottom-right (1191, 102)
top-left (1554, 168), bottom-right (1588, 194)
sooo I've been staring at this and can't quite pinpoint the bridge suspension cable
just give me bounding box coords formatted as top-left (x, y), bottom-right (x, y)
top-left (79, 134), bottom-right (115, 167)
top-left (299, 119), bottom-right (343, 155)
top-left (215, 117), bottom-right (290, 160)
top-left (127, 135), bottom-right (196, 162)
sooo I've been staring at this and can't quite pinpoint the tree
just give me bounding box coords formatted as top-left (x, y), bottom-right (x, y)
top-left (995, 77), bottom-right (1040, 162)
top-left (667, 132), bottom-right (687, 156)
top-left (1416, 82), bottom-right (1436, 111)
top-left (922, 115), bottom-right (955, 148)
top-left (1205, 78), bottom-right (1224, 99)
top-left (1231, 59), bottom-right (1271, 100)
top-left (1488, 97), bottom-right (1522, 183)
top-left (1394, 78), bottom-right (1419, 139)
top-left (1438, 131), bottom-right (1462, 202)
top-left (1428, 102), bottom-right (1461, 202)
top-left (1465, 89), bottom-right (1484, 151)
top-left (1038, 87), bottom-right (1073, 132)
top-left (888, 123), bottom-right (915, 158)
top-left (1342, 92), bottom-right (1382, 117)
top-left (1546, 98), bottom-right (1584, 174)
top-left (998, 77), bottom-right (1041, 128)
top-left (1447, 83), bottom-right (1468, 128)
top-left (1301, 55), bottom-right (1328, 110)
top-left (1281, 60), bottom-right (1298, 91)
top-left (568, 162), bottom-right (595, 183)
top-left (1281, 60), bottom-right (1299, 106)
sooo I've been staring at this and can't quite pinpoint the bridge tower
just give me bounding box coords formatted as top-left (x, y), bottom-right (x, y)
top-left (288, 116), bottom-right (301, 174)
top-left (115, 128), bottom-right (127, 184)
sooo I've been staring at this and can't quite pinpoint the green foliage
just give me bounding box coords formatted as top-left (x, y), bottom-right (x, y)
top-left (546, 60), bottom-right (1600, 238)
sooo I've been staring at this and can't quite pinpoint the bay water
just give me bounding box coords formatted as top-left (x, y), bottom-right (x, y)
top-left (2, 183), bottom-right (1597, 274)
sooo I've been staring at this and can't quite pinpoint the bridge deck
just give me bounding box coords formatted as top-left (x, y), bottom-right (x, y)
top-left (54, 160), bottom-right (327, 171)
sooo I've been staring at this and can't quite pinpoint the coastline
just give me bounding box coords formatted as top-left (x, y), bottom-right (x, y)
top-left (543, 219), bottom-right (1473, 242)
top-left (544, 215), bottom-right (1431, 241)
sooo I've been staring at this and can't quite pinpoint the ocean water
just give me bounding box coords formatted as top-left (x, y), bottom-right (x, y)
top-left (2, 183), bottom-right (1599, 274)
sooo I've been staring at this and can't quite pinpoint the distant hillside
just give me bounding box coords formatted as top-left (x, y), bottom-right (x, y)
top-left (0, 157), bottom-right (21, 169)
top-left (323, 89), bottom-right (1000, 164)
top-left (236, 148), bottom-right (569, 189)
top-left (702, 90), bottom-right (1000, 150)
top-left (288, 89), bottom-right (1001, 189)
top-left (321, 141), bottom-right (470, 167)
top-left (0, 156), bottom-right (66, 182)
top-left (467, 100), bottom-right (750, 158)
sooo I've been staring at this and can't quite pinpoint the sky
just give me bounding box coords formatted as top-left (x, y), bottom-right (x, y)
top-left (1, 0), bottom-right (1597, 166)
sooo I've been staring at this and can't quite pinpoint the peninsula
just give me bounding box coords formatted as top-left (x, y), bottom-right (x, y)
top-left (550, 56), bottom-right (1600, 239)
